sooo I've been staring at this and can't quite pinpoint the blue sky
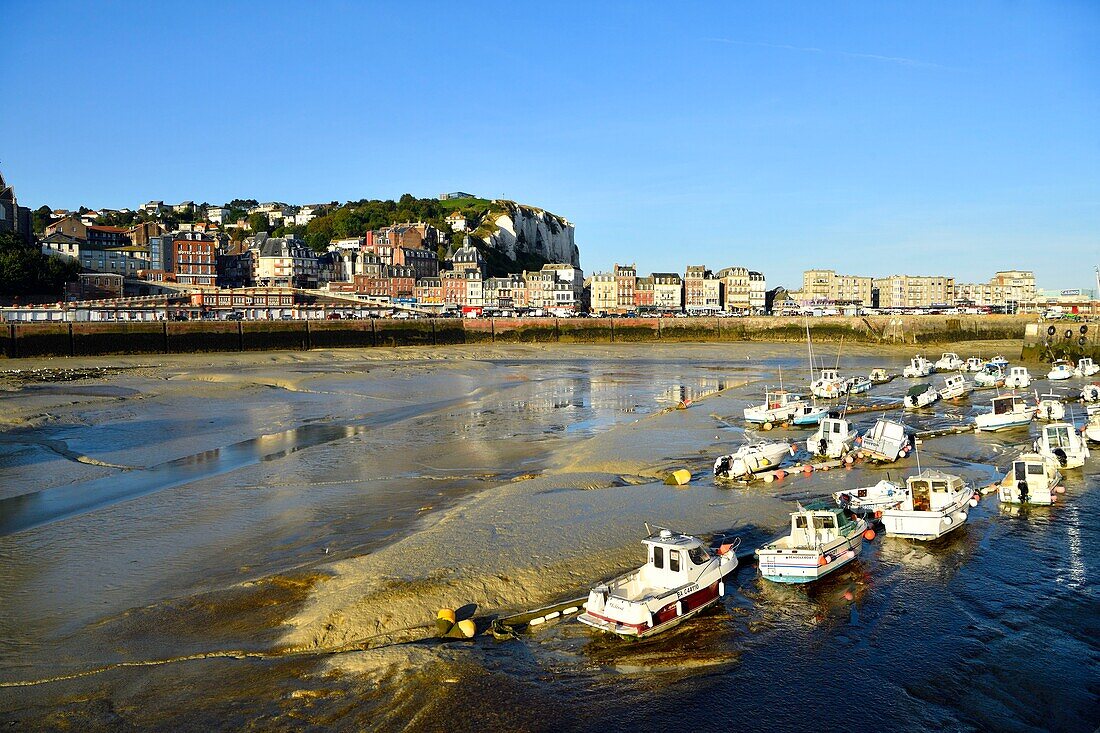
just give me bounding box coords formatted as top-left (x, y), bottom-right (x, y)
top-left (2, 1), bottom-right (1097, 289)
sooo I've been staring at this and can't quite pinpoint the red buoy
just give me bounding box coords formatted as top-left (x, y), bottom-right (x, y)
top-left (863, 529), bottom-right (876, 541)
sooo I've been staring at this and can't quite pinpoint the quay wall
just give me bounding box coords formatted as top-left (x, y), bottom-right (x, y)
top-left (0, 314), bottom-right (1070, 360)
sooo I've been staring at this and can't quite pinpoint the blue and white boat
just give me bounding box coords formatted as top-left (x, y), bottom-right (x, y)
top-left (757, 500), bottom-right (868, 584)
top-left (791, 403), bottom-right (830, 426)
top-left (844, 375), bottom-right (873, 395)
top-left (1047, 360), bottom-right (1074, 381)
top-left (987, 355), bottom-right (1010, 370)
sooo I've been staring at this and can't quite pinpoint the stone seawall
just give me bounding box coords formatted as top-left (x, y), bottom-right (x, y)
top-left (1019, 321), bottom-right (1099, 364)
top-left (1, 315), bottom-right (1036, 359)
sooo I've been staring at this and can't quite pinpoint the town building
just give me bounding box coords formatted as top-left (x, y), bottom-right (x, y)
top-left (634, 276), bottom-right (655, 310)
top-left (614, 263), bottom-right (637, 313)
top-left (801, 269), bottom-right (873, 306)
top-left (749, 271), bottom-right (767, 313)
top-left (445, 211), bottom-right (468, 232)
top-left (66, 273), bottom-right (124, 301)
top-left (872, 274), bottom-right (955, 309)
top-left (485, 274), bottom-right (525, 310)
top-left (717, 266), bottom-right (750, 312)
top-left (414, 276), bottom-right (443, 306)
top-left (448, 240), bottom-right (486, 277)
top-left (652, 273), bottom-right (684, 313)
top-left (206, 207), bottom-right (231, 225)
top-left (439, 192), bottom-right (476, 201)
top-left (684, 265), bottom-right (721, 313)
top-left (172, 233), bottom-right (217, 286)
top-left (539, 263), bottom-right (584, 312)
top-left (252, 233), bottom-right (319, 289)
top-left (0, 169), bottom-right (33, 242)
top-left (587, 272), bottom-right (617, 314)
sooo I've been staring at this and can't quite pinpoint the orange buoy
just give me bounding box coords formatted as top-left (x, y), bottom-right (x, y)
top-left (820, 464), bottom-right (830, 472)
top-left (775, 470), bottom-right (786, 479)
top-left (790, 443), bottom-right (799, 453)
top-left (802, 465), bottom-right (813, 474)
top-left (874, 510), bottom-right (883, 519)
top-left (843, 590), bottom-right (854, 601)
top-left (817, 555), bottom-right (828, 566)
top-left (763, 422), bottom-right (773, 431)
top-left (844, 455), bottom-right (855, 465)
top-left (1055, 486), bottom-right (1066, 494)
top-left (863, 529), bottom-right (876, 541)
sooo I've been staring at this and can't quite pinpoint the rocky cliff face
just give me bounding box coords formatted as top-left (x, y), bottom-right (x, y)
top-left (476, 200), bottom-right (580, 268)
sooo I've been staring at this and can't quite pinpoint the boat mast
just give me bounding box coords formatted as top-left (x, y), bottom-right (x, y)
top-left (805, 320), bottom-right (815, 383)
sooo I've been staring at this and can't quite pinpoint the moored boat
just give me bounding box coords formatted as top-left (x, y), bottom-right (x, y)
top-left (974, 364), bottom-right (1006, 388)
top-left (1047, 360), bottom-right (1074, 381)
top-left (834, 479), bottom-right (908, 514)
top-left (744, 388), bottom-right (806, 425)
top-left (858, 417), bottom-right (910, 463)
top-left (940, 374), bottom-right (971, 401)
top-left (997, 452), bottom-right (1062, 505)
top-left (1035, 392), bottom-right (1066, 421)
top-left (903, 356), bottom-right (935, 378)
top-left (756, 500), bottom-right (869, 584)
top-left (935, 352), bottom-right (964, 371)
top-left (578, 528), bottom-right (738, 638)
top-left (964, 357), bottom-right (984, 373)
top-left (1005, 366), bottom-right (1031, 389)
top-left (791, 403), bottom-right (831, 426)
top-left (1035, 422), bottom-right (1090, 469)
top-left (843, 375), bottom-right (873, 395)
top-left (714, 441), bottom-right (795, 479)
top-left (904, 383), bottom-right (940, 409)
top-left (1082, 384), bottom-right (1100, 403)
top-left (1076, 357), bottom-right (1099, 378)
top-left (881, 470), bottom-right (976, 541)
top-left (974, 394), bottom-right (1036, 432)
top-left (869, 368), bottom-right (892, 384)
top-left (1084, 407), bottom-right (1100, 443)
top-left (807, 414), bottom-right (858, 458)
top-left (988, 355), bottom-right (1009, 370)
top-left (811, 368), bottom-right (845, 399)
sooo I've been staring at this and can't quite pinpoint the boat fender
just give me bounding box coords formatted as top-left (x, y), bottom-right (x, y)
top-left (529, 617), bottom-right (545, 627)
top-left (718, 581), bottom-right (725, 597)
top-left (942, 516), bottom-right (953, 526)
top-left (563, 607), bottom-right (580, 615)
top-left (544, 611), bottom-right (560, 621)
top-left (1078, 336), bottom-right (1087, 346)
top-left (762, 422), bottom-right (773, 431)
top-left (1048, 325), bottom-right (1057, 336)
top-left (958, 511), bottom-right (967, 522)
top-left (675, 601), bottom-right (683, 617)
top-left (862, 529), bottom-right (876, 541)
top-left (1055, 486), bottom-right (1066, 494)
top-left (1065, 329), bottom-right (1073, 339)
top-left (1082, 325), bottom-right (1089, 334)
top-left (763, 473), bottom-right (774, 484)
top-left (968, 498), bottom-right (979, 508)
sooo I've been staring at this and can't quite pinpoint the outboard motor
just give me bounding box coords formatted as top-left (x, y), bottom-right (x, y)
top-left (714, 455), bottom-right (731, 477)
top-left (1053, 448), bottom-right (1068, 467)
top-left (819, 438), bottom-right (829, 456)
top-left (1018, 481), bottom-right (1030, 503)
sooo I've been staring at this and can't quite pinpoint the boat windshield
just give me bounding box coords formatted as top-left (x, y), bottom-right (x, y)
top-left (1046, 427), bottom-right (1071, 447)
top-left (688, 546), bottom-right (709, 565)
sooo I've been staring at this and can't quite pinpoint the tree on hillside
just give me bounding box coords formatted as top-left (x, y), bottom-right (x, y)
top-left (0, 231), bottom-right (81, 299)
top-left (248, 213), bottom-right (269, 233)
top-left (32, 205), bottom-right (53, 233)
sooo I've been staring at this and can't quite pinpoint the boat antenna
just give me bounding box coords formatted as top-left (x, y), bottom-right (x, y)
top-left (914, 438), bottom-right (922, 473)
top-left (835, 335), bottom-right (844, 372)
top-left (805, 319), bottom-right (815, 383)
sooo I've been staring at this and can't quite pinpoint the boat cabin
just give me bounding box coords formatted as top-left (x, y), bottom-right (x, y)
top-left (764, 389), bottom-right (801, 409)
top-left (1008, 366), bottom-right (1030, 379)
top-left (982, 364), bottom-right (1005, 377)
top-left (776, 502), bottom-right (857, 550)
top-left (903, 471), bottom-right (967, 512)
top-left (870, 368), bottom-right (889, 381)
top-left (991, 395), bottom-right (1027, 415)
top-left (944, 375), bottom-right (965, 390)
top-left (941, 352), bottom-right (959, 362)
top-left (637, 530), bottom-right (712, 589)
top-left (1040, 423), bottom-right (1075, 451)
top-left (817, 368), bottom-right (839, 382)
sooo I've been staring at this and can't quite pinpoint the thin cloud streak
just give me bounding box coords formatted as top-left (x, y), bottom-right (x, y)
top-left (707, 38), bottom-right (947, 70)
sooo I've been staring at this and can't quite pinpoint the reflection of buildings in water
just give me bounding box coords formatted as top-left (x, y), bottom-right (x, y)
top-left (659, 379), bottom-right (730, 405)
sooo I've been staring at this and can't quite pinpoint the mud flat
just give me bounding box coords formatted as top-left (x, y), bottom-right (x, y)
top-left (2, 341), bottom-right (1097, 732)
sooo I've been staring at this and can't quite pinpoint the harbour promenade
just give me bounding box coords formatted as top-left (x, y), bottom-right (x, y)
top-left (4, 314), bottom-right (1088, 361)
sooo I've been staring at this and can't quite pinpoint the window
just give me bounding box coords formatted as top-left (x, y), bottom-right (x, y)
top-left (669, 550), bottom-right (680, 572)
top-left (1027, 463), bottom-right (1044, 475)
top-left (688, 546), bottom-right (709, 565)
top-left (652, 546), bottom-right (663, 569)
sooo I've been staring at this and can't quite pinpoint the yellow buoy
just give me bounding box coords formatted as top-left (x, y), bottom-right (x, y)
top-left (436, 608), bottom-right (456, 636)
top-left (445, 619), bottom-right (477, 639)
top-left (664, 469), bottom-right (692, 486)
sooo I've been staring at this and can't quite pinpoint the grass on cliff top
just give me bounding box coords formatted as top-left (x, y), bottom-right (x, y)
top-left (436, 197), bottom-right (492, 211)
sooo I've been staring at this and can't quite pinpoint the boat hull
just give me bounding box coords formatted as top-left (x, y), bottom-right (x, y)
top-left (974, 415), bottom-right (1033, 431)
top-left (881, 504), bottom-right (969, 541)
top-left (758, 536), bottom-right (864, 584)
top-left (578, 580), bottom-right (723, 638)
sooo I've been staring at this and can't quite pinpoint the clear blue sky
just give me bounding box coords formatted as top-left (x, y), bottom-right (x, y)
top-left (2, 1), bottom-right (1097, 289)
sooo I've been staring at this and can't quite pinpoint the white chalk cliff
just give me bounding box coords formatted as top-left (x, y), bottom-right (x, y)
top-left (476, 200), bottom-right (580, 267)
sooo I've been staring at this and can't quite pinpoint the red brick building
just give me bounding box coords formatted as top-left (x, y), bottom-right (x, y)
top-left (173, 235), bottom-right (216, 285)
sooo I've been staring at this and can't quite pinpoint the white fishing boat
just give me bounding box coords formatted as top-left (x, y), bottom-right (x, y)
top-left (858, 417), bottom-right (910, 463)
top-left (1004, 366), bottom-right (1032, 389)
top-left (810, 368), bottom-right (845, 399)
top-left (744, 388), bottom-right (806, 425)
top-left (1076, 357), bottom-right (1099, 378)
top-left (988, 355), bottom-right (1009, 370)
top-left (964, 357), bottom-right (984, 373)
top-left (834, 479), bottom-right (908, 514)
top-left (1047, 360), bottom-right (1074, 381)
top-left (974, 363), bottom-right (1006, 388)
top-left (1084, 407), bottom-right (1100, 443)
top-left (791, 403), bottom-right (831, 426)
top-left (903, 355), bottom-right (935, 378)
top-left (843, 375), bottom-right (873, 395)
top-left (807, 415), bottom-right (858, 458)
top-left (881, 470), bottom-right (976, 541)
top-left (940, 374), bottom-right (971, 401)
top-left (997, 453), bottom-right (1062, 505)
top-left (578, 527), bottom-right (738, 638)
top-left (1035, 392), bottom-right (1066, 421)
top-left (869, 368), bottom-right (892, 384)
top-left (904, 383), bottom-right (940, 409)
top-left (974, 394), bottom-right (1036, 431)
top-left (935, 352), bottom-right (964, 371)
top-left (1082, 384), bottom-right (1100, 403)
top-left (1034, 422), bottom-right (1090, 469)
top-left (756, 500), bottom-right (869, 584)
top-left (713, 441), bottom-right (795, 479)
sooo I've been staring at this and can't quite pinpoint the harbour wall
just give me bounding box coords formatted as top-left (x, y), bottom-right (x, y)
top-left (0, 314), bottom-right (1065, 360)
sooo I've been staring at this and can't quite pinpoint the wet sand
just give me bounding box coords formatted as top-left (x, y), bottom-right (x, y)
top-left (1, 342), bottom-right (1097, 731)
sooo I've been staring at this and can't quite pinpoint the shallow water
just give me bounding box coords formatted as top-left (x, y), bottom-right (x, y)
top-left (0, 344), bottom-right (1096, 731)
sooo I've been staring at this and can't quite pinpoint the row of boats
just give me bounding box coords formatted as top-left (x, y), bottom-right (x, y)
top-left (578, 352), bottom-right (1098, 639)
